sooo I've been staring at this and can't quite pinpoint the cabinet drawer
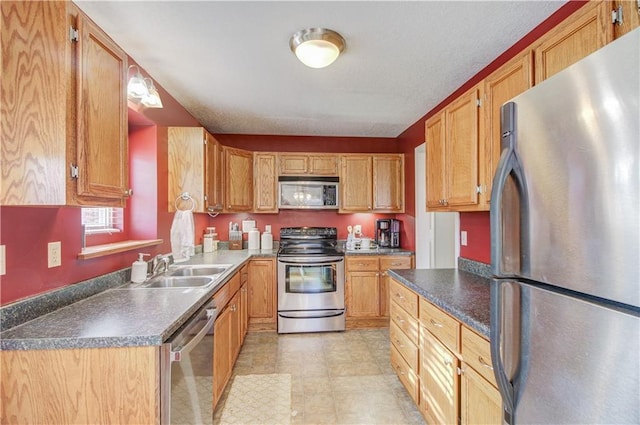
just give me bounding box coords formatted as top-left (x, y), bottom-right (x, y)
top-left (380, 256), bottom-right (412, 270)
top-left (390, 299), bottom-right (419, 344)
top-left (213, 284), bottom-right (231, 310)
top-left (420, 298), bottom-right (460, 353)
top-left (346, 257), bottom-right (379, 271)
top-left (389, 279), bottom-right (418, 317)
top-left (390, 320), bottom-right (419, 370)
top-left (391, 345), bottom-right (419, 403)
top-left (228, 272), bottom-right (241, 296)
top-left (461, 326), bottom-right (497, 387)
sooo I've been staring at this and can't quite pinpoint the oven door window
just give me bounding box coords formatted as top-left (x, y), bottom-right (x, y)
top-left (285, 264), bottom-right (336, 293)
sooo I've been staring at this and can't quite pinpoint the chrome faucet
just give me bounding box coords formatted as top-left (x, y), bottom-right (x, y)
top-left (150, 254), bottom-right (171, 278)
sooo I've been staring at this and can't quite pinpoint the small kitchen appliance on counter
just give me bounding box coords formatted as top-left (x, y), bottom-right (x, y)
top-left (375, 219), bottom-right (400, 248)
top-left (277, 227), bottom-right (345, 333)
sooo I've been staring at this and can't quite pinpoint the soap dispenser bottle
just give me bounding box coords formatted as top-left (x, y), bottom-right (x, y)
top-left (131, 253), bottom-right (150, 283)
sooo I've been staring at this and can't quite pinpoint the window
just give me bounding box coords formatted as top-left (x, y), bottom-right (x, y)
top-left (81, 208), bottom-right (123, 235)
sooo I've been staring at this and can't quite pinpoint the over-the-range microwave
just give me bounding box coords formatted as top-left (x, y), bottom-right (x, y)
top-left (278, 177), bottom-right (339, 209)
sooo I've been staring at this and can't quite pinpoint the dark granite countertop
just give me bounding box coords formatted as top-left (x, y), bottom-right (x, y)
top-left (387, 268), bottom-right (491, 337)
top-left (0, 249), bottom-right (277, 351)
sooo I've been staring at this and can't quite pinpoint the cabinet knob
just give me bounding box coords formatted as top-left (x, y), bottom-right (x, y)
top-left (124, 189), bottom-right (133, 197)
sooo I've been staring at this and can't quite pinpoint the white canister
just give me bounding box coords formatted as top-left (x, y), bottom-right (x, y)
top-left (248, 227), bottom-right (260, 250)
top-left (261, 225), bottom-right (273, 251)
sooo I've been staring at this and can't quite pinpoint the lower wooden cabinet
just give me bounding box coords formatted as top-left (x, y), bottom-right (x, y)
top-left (0, 346), bottom-right (159, 424)
top-left (247, 258), bottom-right (276, 331)
top-left (346, 255), bottom-right (413, 328)
top-left (389, 277), bottom-right (501, 425)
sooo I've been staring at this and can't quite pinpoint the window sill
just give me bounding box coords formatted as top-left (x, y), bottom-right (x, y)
top-left (77, 239), bottom-right (163, 260)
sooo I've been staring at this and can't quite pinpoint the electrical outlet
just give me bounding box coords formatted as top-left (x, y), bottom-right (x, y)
top-left (0, 245), bottom-right (6, 275)
top-left (461, 231), bottom-right (468, 246)
top-left (48, 241), bottom-right (62, 268)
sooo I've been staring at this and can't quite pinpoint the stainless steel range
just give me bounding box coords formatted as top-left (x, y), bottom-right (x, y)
top-left (277, 227), bottom-right (345, 333)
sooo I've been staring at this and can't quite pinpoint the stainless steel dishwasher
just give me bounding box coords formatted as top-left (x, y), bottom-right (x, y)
top-left (160, 299), bottom-right (218, 425)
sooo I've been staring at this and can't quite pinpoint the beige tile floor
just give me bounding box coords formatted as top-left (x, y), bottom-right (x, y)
top-left (213, 329), bottom-right (426, 425)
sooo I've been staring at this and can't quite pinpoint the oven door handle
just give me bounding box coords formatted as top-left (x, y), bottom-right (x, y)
top-left (278, 310), bottom-right (345, 319)
top-left (278, 257), bottom-right (344, 265)
top-left (170, 307), bottom-right (217, 362)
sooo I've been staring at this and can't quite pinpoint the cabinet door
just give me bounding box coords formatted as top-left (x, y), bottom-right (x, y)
top-left (205, 132), bottom-right (223, 212)
top-left (240, 282), bottom-right (248, 340)
top-left (339, 155), bottom-right (372, 212)
top-left (372, 154), bottom-right (404, 212)
top-left (460, 364), bottom-right (502, 425)
top-left (481, 50), bottom-right (533, 209)
top-left (168, 127), bottom-right (205, 212)
top-left (247, 259), bottom-right (276, 325)
top-left (425, 112), bottom-right (446, 210)
top-left (309, 154), bottom-right (338, 175)
top-left (76, 12), bottom-right (128, 202)
top-left (421, 330), bottom-right (459, 425)
top-left (445, 86), bottom-right (480, 208)
top-left (224, 147), bottom-right (253, 212)
top-left (279, 154), bottom-right (308, 175)
top-left (613, 1), bottom-right (640, 39)
top-left (534, 1), bottom-right (612, 83)
top-left (213, 305), bottom-right (233, 407)
top-left (346, 271), bottom-right (380, 317)
top-left (1, 1), bottom-right (69, 205)
top-left (253, 152), bottom-right (278, 213)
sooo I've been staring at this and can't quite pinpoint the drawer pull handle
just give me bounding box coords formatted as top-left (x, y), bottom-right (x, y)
top-left (430, 319), bottom-right (444, 328)
top-left (396, 316), bottom-right (405, 323)
top-left (395, 339), bottom-right (404, 348)
top-left (444, 358), bottom-right (452, 366)
top-left (395, 293), bottom-right (404, 300)
top-left (478, 356), bottom-right (493, 370)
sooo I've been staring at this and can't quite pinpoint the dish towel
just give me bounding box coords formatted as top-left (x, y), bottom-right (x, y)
top-left (170, 210), bottom-right (195, 262)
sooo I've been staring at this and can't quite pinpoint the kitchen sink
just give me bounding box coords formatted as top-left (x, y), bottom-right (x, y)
top-left (168, 265), bottom-right (231, 277)
top-left (143, 276), bottom-right (215, 288)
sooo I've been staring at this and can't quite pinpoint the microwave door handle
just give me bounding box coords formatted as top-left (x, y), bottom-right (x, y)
top-left (170, 307), bottom-right (217, 362)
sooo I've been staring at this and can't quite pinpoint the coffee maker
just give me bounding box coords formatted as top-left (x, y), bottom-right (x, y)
top-left (375, 219), bottom-right (400, 248)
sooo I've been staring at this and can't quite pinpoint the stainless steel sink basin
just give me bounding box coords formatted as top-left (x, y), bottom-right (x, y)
top-left (143, 276), bottom-right (215, 288)
top-left (168, 265), bottom-right (230, 277)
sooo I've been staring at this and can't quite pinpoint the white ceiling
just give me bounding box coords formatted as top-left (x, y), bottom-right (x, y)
top-left (75, 1), bottom-right (565, 138)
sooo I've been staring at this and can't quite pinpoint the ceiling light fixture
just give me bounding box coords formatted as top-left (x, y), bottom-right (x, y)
top-left (127, 65), bottom-right (163, 108)
top-left (290, 28), bottom-right (345, 69)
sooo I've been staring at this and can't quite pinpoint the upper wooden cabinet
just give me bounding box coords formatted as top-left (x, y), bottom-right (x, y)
top-left (253, 152), bottom-right (278, 213)
top-left (426, 85), bottom-right (482, 211)
top-left (168, 127), bottom-right (224, 213)
top-left (480, 50), bottom-right (533, 209)
top-left (340, 154), bottom-right (404, 213)
top-left (533, 1), bottom-right (613, 83)
top-left (279, 153), bottom-right (338, 176)
top-left (1, 2), bottom-right (129, 207)
top-left (222, 146), bottom-right (253, 212)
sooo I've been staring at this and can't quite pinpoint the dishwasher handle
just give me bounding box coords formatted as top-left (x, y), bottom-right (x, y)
top-left (170, 306), bottom-right (217, 362)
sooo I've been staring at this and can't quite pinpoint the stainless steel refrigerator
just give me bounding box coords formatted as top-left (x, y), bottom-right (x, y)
top-left (490, 28), bottom-right (639, 424)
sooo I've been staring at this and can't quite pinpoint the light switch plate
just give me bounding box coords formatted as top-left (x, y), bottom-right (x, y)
top-left (461, 231), bottom-right (468, 246)
top-left (0, 245), bottom-right (5, 275)
top-left (48, 241), bottom-right (62, 268)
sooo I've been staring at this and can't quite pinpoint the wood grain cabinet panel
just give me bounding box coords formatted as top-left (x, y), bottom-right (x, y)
top-left (1, 1), bottom-right (128, 207)
top-left (346, 270), bottom-right (380, 318)
top-left (253, 152), bottom-right (278, 213)
top-left (308, 154), bottom-right (338, 175)
top-left (168, 127), bottom-right (206, 212)
top-left (379, 256), bottom-right (412, 317)
top-left (613, 1), bottom-right (640, 38)
top-left (339, 154), bottom-right (373, 212)
top-left (480, 49), bottom-right (533, 209)
top-left (278, 153), bottom-right (338, 176)
top-left (0, 346), bottom-right (159, 424)
top-left (460, 363), bottom-right (502, 425)
top-left (223, 146), bottom-right (253, 212)
top-left (372, 155), bottom-right (405, 212)
top-left (205, 132), bottom-right (224, 212)
top-left (247, 258), bottom-right (276, 330)
top-left (421, 329), bottom-right (459, 425)
top-left (534, 1), bottom-right (612, 83)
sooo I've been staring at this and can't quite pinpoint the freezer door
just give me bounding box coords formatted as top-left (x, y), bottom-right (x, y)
top-left (494, 29), bottom-right (640, 307)
top-left (491, 279), bottom-right (639, 424)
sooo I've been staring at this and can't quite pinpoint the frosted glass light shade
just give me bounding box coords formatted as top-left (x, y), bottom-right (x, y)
top-left (290, 28), bottom-right (345, 69)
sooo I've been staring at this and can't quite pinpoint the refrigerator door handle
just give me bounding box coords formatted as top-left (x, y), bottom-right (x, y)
top-left (491, 102), bottom-right (529, 277)
top-left (491, 279), bottom-right (521, 425)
